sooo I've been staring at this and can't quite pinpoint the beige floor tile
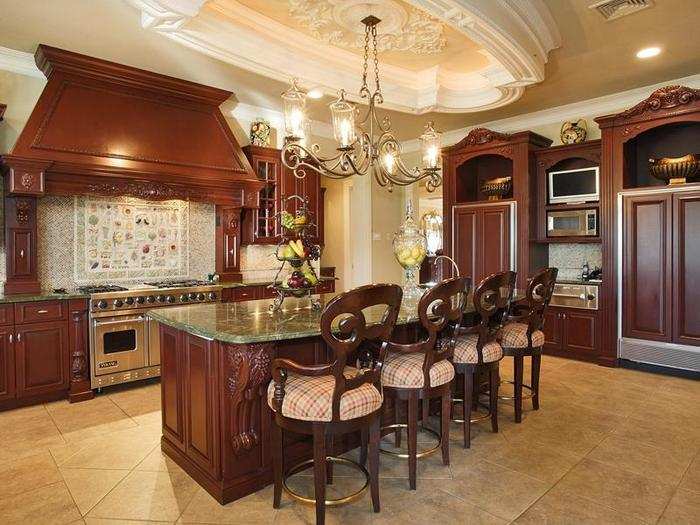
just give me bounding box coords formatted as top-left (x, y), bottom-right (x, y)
top-left (61, 468), bottom-right (130, 515)
top-left (180, 486), bottom-right (277, 524)
top-left (658, 488), bottom-right (700, 525)
top-left (108, 380), bottom-right (162, 418)
top-left (441, 459), bottom-right (550, 520)
top-left (612, 415), bottom-right (700, 455)
top-left (135, 445), bottom-right (183, 473)
top-left (58, 425), bottom-right (161, 470)
top-left (556, 458), bottom-right (675, 523)
top-left (515, 485), bottom-right (644, 524)
top-left (0, 406), bottom-right (66, 463)
top-left (45, 397), bottom-right (136, 442)
top-left (87, 469), bottom-right (198, 522)
top-left (0, 481), bottom-right (82, 525)
top-left (0, 450), bottom-right (63, 499)
top-left (503, 416), bottom-right (608, 458)
top-left (482, 439), bottom-right (580, 483)
top-left (85, 519), bottom-right (172, 525)
top-left (680, 453), bottom-right (700, 493)
top-left (587, 435), bottom-right (694, 485)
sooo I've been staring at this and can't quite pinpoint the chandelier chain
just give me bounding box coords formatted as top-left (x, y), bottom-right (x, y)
top-left (361, 24), bottom-right (370, 95)
top-left (372, 25), bottom-right (380, 94)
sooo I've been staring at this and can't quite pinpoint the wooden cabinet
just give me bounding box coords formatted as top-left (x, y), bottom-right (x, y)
top-left (673, 191), bottom-right (700, 346)
top-left (215, 206), bottom-right (242, 282)
top-left (3, 197), bottom-right (41, 295)
top-left (160, 324), bottom-right (185, 450)
top-left (15, 321), bottom-right (69, 398)
top-left (452, 202), bottom-right (512, 285)
top-left (241, 145), bottom-right (325, 246)
top-left (222, 280), bottom-right (336, 303)
top-left (623, 194), bottom-right (673, 342)
top-left (0, 328), bottom-right (15, 402)
top-left (543, 306), bottom-right (599, 361)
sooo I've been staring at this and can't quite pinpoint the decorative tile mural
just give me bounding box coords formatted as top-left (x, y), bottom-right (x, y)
top-left (73, 197), bottom-right (190, 283)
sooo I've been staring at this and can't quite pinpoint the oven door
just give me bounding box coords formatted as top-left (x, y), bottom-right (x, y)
top-left (91, 314), bottom-right (147, 376)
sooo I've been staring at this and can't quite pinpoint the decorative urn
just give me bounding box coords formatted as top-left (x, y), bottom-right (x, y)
top-left (393, 201), bottom-right (427, 302)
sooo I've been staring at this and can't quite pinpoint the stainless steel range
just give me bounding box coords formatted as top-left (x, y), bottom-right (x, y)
top-left (84, 280), bottom-right (222, 388)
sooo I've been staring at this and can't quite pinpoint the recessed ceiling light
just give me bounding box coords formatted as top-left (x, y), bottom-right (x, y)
top-left (307, 88), bottom-right (323, 99)
top-left (636, 46), bottom-right (661, 59)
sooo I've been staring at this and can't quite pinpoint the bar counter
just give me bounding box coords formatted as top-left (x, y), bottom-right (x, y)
top-left (147, 291), bottom-right (519, 504)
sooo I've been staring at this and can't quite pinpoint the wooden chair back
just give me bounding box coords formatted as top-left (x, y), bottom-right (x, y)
top-left (522, 267), bottom-right (558, 334)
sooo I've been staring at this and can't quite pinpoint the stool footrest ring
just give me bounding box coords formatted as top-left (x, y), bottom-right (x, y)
top-left (498, 380), bottom-right (534, 400)
top-left (451, 397), bottom-right (492, 423)
top-left (282, 456), bottom-right (369, 507)
top-left (379, 423), bottom-right (441, 459)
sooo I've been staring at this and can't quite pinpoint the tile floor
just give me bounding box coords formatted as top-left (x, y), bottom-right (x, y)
top-left (0, 356), bottom-right (698, 524)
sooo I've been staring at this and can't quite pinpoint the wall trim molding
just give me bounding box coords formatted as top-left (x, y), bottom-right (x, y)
top-left (0, 45), bottom-right (43, 78)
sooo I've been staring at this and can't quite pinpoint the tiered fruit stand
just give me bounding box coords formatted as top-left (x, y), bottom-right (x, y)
top-left (268, 194), bottom-right (322, 311)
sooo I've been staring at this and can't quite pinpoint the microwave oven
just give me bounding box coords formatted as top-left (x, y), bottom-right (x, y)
top-left (547, 209), bottom-right (597, 237)
top-left (548, 166), bottom-right (599, 204)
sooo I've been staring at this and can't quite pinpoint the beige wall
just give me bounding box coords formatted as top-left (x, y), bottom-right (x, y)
top-left (0, 70), bottom-right (45, 152)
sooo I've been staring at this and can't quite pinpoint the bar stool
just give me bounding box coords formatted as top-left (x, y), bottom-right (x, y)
top-left (380, 276), bottom-right (469, 490)
top-left (452, 271), bottom-right (516, 448)
top-left (268, 283), bottom-right (403, 525)
top-left (497, 267), bottom-right (558, 423)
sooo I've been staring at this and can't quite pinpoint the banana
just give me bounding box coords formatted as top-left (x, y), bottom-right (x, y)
top-left (290, 239), bottom-right (305, 258)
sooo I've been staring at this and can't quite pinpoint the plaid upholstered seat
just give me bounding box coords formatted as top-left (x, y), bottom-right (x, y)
top-left (453, 334), bottom-right (503, 364)
top-left (381, 352), bottom-right (454, 388)
top-left (498, 322), bottom-right (545, 348)
top-left (267, 366), bottom-right (382, 422)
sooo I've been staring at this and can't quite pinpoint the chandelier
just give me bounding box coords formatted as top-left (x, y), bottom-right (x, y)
top-left (280, 15), bottom-right (443, 192)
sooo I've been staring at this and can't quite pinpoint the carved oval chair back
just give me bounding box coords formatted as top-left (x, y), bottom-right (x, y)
top-left (522, 267), bottom-right (558, 336)
top-left (271, 283), bottom-right (403, 422)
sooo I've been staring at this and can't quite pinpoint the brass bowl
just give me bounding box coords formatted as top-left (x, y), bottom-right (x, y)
top-left (481, 176), bottom-right (512, 200)
top-left (649, 154), bottom-right (700, 185)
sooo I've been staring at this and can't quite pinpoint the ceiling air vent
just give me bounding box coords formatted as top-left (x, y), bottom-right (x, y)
top-left (588, 0), bottom-right (654, 21)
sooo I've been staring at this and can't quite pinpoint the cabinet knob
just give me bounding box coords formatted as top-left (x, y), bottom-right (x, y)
top-left (19, 249), bottom-right (25, 258)
top-left (16, 333), bottom-right (21, 342)
top-left (9, 334), bottom-right (13, 343)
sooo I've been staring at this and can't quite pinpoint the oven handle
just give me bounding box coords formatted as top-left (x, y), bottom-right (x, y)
top-left (93, 315), bottom-right (147, 327)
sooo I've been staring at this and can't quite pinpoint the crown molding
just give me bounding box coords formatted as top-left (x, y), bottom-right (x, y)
top-left (399, 72), bottom-right (700, 153)
top-left (0, 46), bottom-right (43, 78)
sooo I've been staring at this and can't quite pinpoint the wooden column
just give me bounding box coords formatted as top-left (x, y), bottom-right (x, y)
top-left (216, 206), bottom-right (243, 282)
top-left (69, 299), bottom-right (93, 402)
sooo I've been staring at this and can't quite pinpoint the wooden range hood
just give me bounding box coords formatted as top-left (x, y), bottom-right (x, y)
top-left (1, 45), bottom-right (261, 293)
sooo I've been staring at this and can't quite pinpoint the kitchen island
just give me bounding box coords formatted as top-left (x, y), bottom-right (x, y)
top-left (147, 292), bottom-right (510, 504)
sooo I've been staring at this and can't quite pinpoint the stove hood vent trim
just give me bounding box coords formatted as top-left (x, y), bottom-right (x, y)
top-left (2, 45), bottom-right (262, 206)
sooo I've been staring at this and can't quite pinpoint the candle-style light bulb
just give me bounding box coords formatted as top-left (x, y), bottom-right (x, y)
top-left (420, 121), bottom-right (441, 170)
top-left (281, 78), bottom-right (307, 140)
top-left (330, 90), bottom-right (356, 148)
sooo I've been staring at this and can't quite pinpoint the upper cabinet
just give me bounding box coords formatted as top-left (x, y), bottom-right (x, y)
top-left (241, 145), bottom-right (324, 246)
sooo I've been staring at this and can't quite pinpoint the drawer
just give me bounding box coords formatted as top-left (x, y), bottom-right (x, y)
top-left (231, 286), bottom-right (259, 302)
top-left (14, 300), bottom-right (67, 324)
top-left (258, 285), bottom-right (278, 299)
top-left (0, 304), bottom-right (14, 326)
top-left (317, 280), bottom-right (335, 293)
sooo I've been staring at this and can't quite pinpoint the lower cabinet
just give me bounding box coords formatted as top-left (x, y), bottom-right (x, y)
top-left (542, 306), bottom-right (599, 361)
top-left (0, 327), bottom-right (16, 402)
top-left (222, 280), bottom-right (336, 303)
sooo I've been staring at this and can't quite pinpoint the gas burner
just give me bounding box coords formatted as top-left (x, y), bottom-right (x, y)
top-left (144, 279), bottom-right (210, 289)
top-left (79, 284), bottom-right (128, 294)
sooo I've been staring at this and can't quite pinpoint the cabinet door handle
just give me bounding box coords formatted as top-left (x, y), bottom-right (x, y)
top-left (19, 249), bottom-right (25, 258)
top-left (9, 334), bottom-right (13, 343)
top-left (37, 309), bottom-right (49, 314)
top-left (16, 333), bottom-right (21, 342)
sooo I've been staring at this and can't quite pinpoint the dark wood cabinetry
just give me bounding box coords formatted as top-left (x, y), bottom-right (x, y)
top-left (543, 306), bottom-right (599, 361)
top-left (0, 327), bottom-right (15, 402)
top-left (673, 191), bottom-right (700, 345)
top-left (215, 206), bottom-right (243, 282)
top-left (221, 280), bottom-right (336, 303)
top-left (15, 321), bottom-right (69, 398)
top-left (3, 196), bottom-right (41, 295)
top-left (452, 202), bottom-right (512, 286)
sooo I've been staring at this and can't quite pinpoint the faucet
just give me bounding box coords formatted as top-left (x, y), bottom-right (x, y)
top-left (433, 255), bottom-right (461, 277)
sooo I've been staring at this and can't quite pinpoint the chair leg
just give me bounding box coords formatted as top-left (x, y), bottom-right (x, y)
top-left (312, 424), bottom-right (327, 525)
top-left (463, 369), bottom-right (473, 448)
top-left (489, 365), bottom-right (499, 433)
top-left (394, 399), bottom-right (402, 448)
top-left (531, 352), bottom-right (541, 411)
top-left (369, 416), bottom-right (381, 513)
top-left (440, 391), bottom-right (450, 465)
top-left (325, 434), bottom-right (334, 484)
top-left (407, 392), bottom-right (418, 490)
top-left (514, 354), bottom-right (524, 423)
top-left (272, 422), bottom-right (283, 509)
top-left (360, 426), bottom-right (368, 467)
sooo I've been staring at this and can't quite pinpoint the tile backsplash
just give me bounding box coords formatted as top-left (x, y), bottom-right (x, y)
top-left (548, 243), bottom-right (603, 281)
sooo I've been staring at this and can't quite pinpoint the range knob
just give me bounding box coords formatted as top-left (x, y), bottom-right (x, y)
top-left (166, 295), bottom-right (175, 303)
top-left (97, 300), bottom-right (108, 309)
top-left (146, 295), bottom-right (155, 303)
top-left (156, 295), bottom-right (165, 303)
top-left (179, 294), bottom-right (188, 302)
top-left (197, 293), bottom-right (205, 301)
top-left (136, 296), bottom-right (145, 304)
top-left (125, 297), bottom-right (135, 306)
top-left (188, 292), bottom-right (197, 300)
top-left (113, 299), bottom-right (124, 308)
top-left (207, 292), bottom-right (217, 301)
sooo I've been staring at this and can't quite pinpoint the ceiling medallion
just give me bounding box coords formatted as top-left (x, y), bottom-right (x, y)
top-left (288, 0), bottom-right (446, 55)
top-left (281, 16), bottom-right (442, 192)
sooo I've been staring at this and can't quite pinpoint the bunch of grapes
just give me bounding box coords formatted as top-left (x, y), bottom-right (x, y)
top-left (301, 238), bottom-right (321, 261)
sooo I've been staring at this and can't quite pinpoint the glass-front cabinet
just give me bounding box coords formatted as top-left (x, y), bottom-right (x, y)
top-left (242, 145), bottom-right (284, 244)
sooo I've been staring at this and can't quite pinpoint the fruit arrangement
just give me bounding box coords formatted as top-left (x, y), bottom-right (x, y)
top-left (395, 245), bottom-right (427, 269)
top-left (393, 201), bottom-right (428, 302)
top-left (269, 194), bottom-right (322, 310)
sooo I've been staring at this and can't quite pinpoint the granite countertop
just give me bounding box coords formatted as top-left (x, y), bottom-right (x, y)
top-left (219, 276), bottom-right (336, 288)
top-left (556, 279), bottom-right (603, 286)
top-left (148, 290), bottom-right (524, 345)
top-left (0, 290), bottom-right (90, 304)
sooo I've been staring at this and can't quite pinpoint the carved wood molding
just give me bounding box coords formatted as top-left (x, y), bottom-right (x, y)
top-left (225, 343), bottom-right (274, 456)
top-left (15, 198), bottom-right (32, 223)
top-left (618, 85), bottom-right (700, 119)
top-left (70, 309), bottom-right (88, 383)
top-left (462, 127), bottom-right (511, 147)
top-left (87, 180), bottom-right (204, 201)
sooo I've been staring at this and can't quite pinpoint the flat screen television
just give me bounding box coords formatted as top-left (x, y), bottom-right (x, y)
top-left (548, 166), bottom-right (600, 204)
